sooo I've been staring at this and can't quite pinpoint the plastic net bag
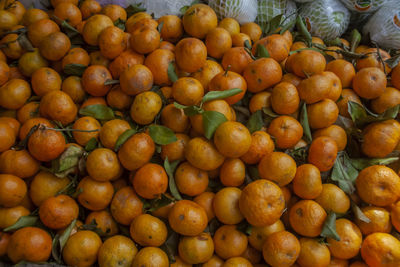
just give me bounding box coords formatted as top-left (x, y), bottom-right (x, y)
top-left (363, 1), bottom-right (400, 49)
top-left (294, 0), bottom-right (316, 2)
top-left (126, 0), bottom-right (193, 18)
top-left (339, 0), bottom-right (388, 13)
top-left (256, 0), bottom-right (297, 30)
top-left (299, 0), bottom-right (350, 40)
top-left (207, 0), bottom-right (258, 24)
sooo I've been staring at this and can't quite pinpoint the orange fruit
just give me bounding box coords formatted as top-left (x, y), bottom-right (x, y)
top-left (371, 87), bottom-right (400, 114)
top-left (72, 116), bottom-right (101, 146)
top-left (130, 25), bottom-right (160, 55)
top-left (243, 58), bottom-right (282, 93)
top-left (356, 165), bottom-right (400, 207)
top-left (288, 50), bottom-right (326, 78)
top-left (356, 206), bottom-right (392, 235)
top-left (307, 136), bottom-right (338, 172)
top-left (132, 247), bottom-right (169, 267)
top-left (0, 149), bottom-right (40, 179)
top-left (98, 235), bottom-right (137, 267)
top-left (252, 34), bottom-right (290, 63)
top-left (77, 176), bottom-right (114, 211)
top-left (205, 27), bottom-right (232, 59)
top-left (262, 231), bottom-right (300, 267)
top-left (39, 194), bottom-right (79, 230)
top-left (0, 78), bottom-right (31, 110)
top-left (193, 191), bottom-right (215, 222)
top-left (213, 187), bottom-right (244, 225)
top-left (157, 15), bottom-right (183, 43)
top-left (222, 47), bottom-right (254, 74)
top-left (240, 22), bottom-right (262, 43)
top-left (268, 115), bottom-right (303, 149)
top-left (307, 99), bottom-right (339, 129)
top-left (219, 17), bottom-right (240, 36)
top-left (82, 14), bottom-right (113, 46)
top-left (168, 199), bottom-right (208, 236)
top-left (118, 132), bottom-right (155, 171)
top-left (175, 161), bottom-right (209, 196)
top-left (297, 238), bottom-right (331, 267)
top-left (144, 48), bottom-right (175, 86)
top-left (175, 37), bottom-right (207, 73)
top-left (362, 120), bottom-right (400, 158)
top-left (289, 200), bottom-right (327, 237)
top-left (133, 163), bottom-right (168, 199)
top-left (352, 67), bottom-right (387, 99)
top-left (182, 4), bottom-right (217, 39)
top-left (271, 82), bottom-right (300, 115)
top-left (130, 91), bottom-right (162, 125)
top-left (0, 174), bottom-right (27, 208)
top-left (7, 227), bottom-right (52, 263)
top-left (62, 230), bottom-right (102, 267)
top-left (99, 119), bottom-right (131, 149)
top-left (220, 158), bottom-right (246, 187)
top-left (39, 90), bottom-right (77, 126)
top-left (110, 186), bottom-right (143, 225)
top-left (361, 233), bottom-right (400, 267)
top-left (248, 220), bottom-right (285, 251)
top-left (239, 179), bottom-right (285, 227)
top-left (258, 152), bottom-right (297, 186)
top-left (130, 214), bottom-right (167, 247)
top-left (214, 225), bottom-right (248, 259)
top-left (101, 4), bottom-right (127, 22)
top-left (178, 232), bottom-right (214, 264)
top-left (119, 64), bottom-right (154, 96)
top-left (185, 137), bottom-right (225, 171)
top-left (214, 121), bottom-right (252, 158)
top-left (326, 59), bottom-right (356, 88)
top-left (86, 148), bottom-right (121, 182)
top-left (293, 164), bottom-right (322, 200)
top-left (28, 126), bottom-right (66, 162)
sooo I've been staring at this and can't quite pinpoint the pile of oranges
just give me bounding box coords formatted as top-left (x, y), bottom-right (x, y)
top-left (1, 0), bottom-right (400, 266)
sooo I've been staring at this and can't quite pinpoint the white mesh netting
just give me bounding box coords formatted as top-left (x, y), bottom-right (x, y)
top-left (363, 1), bottom-right (400, 49)
top-left (207, 0), bottom-right (258, 24)
top-left (339, 0), bottom-right (388, 13)
top-left (126, 0), bottom-right (193, 18)
top-left (299, 0), bottom-right (350, 40)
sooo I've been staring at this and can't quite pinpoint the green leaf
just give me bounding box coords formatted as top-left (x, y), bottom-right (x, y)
top-left (299, 102), bottom-right (312, 143)
top-left (114, 129), bottom-right (136, 152)
top-left (267, 14), bottom-right (283, 34)
top-left (262, 107), bottom-right (279, 118)
top-left (160, 229), bottom-right (179, 263)
top-left (149, 125), bottom-right (177, 145)
top-left (296, 16), bottom-right (312, 46)
top-left (79, 219), bottom-right (107, 236)
top-left (202, 88), bottom-right (243, 103)
top-left (157, 21), bottom-right (164, 33)
top-left (104, 79), bottom-right (120, 85)
top-left (246, 110), bottom-right (263, 133)
top-left (350, 29), bottom-right (361, 52)
top-left (202, 111), bottom-right (228, 139)
top-left (114, 18), bottom-right (126, 31)
top-left (144, 194), bottom-right (175, 213)
top-left (164, 158), bottom-right (182, 200)
top-left (52, 219), bottom-right (77, 263)
top-left (17, 33), bottom-right (34, 52)
top-left (244, 39), bottom-right (252, 50)
top-left (352, 203), bottom-right (371, 223)
top-left (385, 54), bottom-right (400, 69)
top-left (247, 165), bottom-right (261, 180)
top-left (256, 44), bottom-right (270, 58)
top-left (173, 102), bottom-right (203, 116)
top-left (126, 4), bottom-right (146, 17)
top-left (349, 157), bottom-right (399, 170)
top-left (61, 20), bottom-right (80, 38)
top-left (167, 62), bottom-right (178, 83)
top-left (331, 153), bottom-right (359, 194)
top-left (348, 101), bottom-right (400, 128)
top-left (321, 212), bottom-right (340, 241)
top-left (51, 145), bottom-right (85, 177)
top-left (79, 104), bottom-right (115, 121)
top-left (236, 220), bottom-right (252, 235)
top-left (4, 215), bottom-right (38, 232)
top-left (63, 64), bottom-right (87, 76)
top-left (84, 137), bottom-right (98, 152)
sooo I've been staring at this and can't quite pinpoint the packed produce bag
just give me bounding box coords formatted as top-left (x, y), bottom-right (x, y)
top-left (363, 0), bottom-right (400, 49)
top-left (207, 0), bottom-right (258, 24)
top-left (294, 0), bottom-right (315, 2)
top-left (256, 0), bottom-right (297, 31)
top-left (299, 0), bottom-right (350, 40)
top-left (339, 0), bottom-right (388, 13)
top-left (125, 0), bottom-right (193, 18)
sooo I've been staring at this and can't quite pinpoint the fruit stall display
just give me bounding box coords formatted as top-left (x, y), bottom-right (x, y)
top-left (1, 0), bottom-right (400, 266)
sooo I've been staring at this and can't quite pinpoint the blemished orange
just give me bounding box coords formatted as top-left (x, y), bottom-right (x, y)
top-left (289, 200), bottom-right (327, 237)
top-left (258, 152), bottom-right (297, 186)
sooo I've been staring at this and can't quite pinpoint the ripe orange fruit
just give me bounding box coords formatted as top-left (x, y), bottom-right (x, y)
top-left (297, 238), bottom-right (331, 267)
top-left (62, 230), bottom-right (102, 267)
top-left (86, 148), bottom-right (122, 182)
top-left (82, 14), bottom-right (113, 46)
top-left (258, 152), bottom-right (296, 186)
top-left (98, 235), bottom-right (137, 267)
top-left (72, 116), bottom-right (101, 146)
top-left (288, 50), bottom-right (326, 78)
top-left (289, 200), bottom-right (327, 237)
top-left (0, 122), bottom-right (16, 153)
top-left (268, 115), bottom-right (303, 149)
top-left (361, 233), bottom-right (400, 267)
top-left (168, 199), bottom-right (208, 236)
top-left (160, 133), bottom-right (190, 162)
top-left (54, 2), bottom-right (82, 27)
top-left (133, 163), bottom-right (168, 199)
top-left (219, 158), bottom-right (246, 187)
top-left (248, 220), bottom-right (285, 251)
top-left (77, 176), bottom-right (114, 211)
top-left (39, 32), bottom-right (71, 61)
top-left (240, 22), bottom-right (262, 43)
top-left (118, 132), bottom-right (155, 171)
top-left (315, 183), bottom-right (350, 214)
top-left (292, 164), bottom-right (322, 200)
top-left (132, 247), bottom-right (169, 267)
top-left (130, 25), bottom-right (160, 55)
top-left (0, 174), bottom-right (27, 208)
top-left (262, 231), bottom-right (300, 267)
top-left (130, 214), bottom-right (167, 247)
top-left (28, 127), bottom-right (66, 162)
top-left (0, 78), bottom-right (31, 110)
top-left (326, 59), bottom-right (356, 88)
top-left (99, 119), bottom-right (131, 149)
top-left (219, 17), bottom-right (240, 36)
top-left (185, 137), bottom-right (225, 171)
top-left (222, 47), bottom-right (254, 74)
top-left (307, 136), bottom-right (338, 172)
top-left (213, 187), bottom-right (244, 225)
top-left (157, 15), bottom-right (183, 43)
top-left (178, 232), bottom-right (214, 264)
top-left (362, 120), bottom-right (400, 158)
top-left (39, 90), bottom-right (77, 126)
top-left (252, 34), bottom-right (290, 63)
top-left (182, 4), bottom-right (217, 39)
top-left (119, 64), bottom-right (153, 96)
top-left (239, 179), bottom-right (285, 227)
top-left (175, 161), bottom-right (209, 196)
top-left (205, 27), bottom-right (232, 59)
top-left (110, 186), bottom-right (143, 225)
top-left (352, 67), bottom-right (387, 99)
top-left (243, 58), bottom-right (282, 93)
top-left (214, 225), bottom-right (248, 259)
top-left (214, 121), bottom-right (251, 158)
top-left (39, 194), bottom-right (79, 229)
top-left (0, 149), bottom-right (40, 179)
top-left (193, 191), bottom-right (215, 222)
top-left (356, 206), bottom-right (391, 235)
top-left (392, 64), bottom-right (400, 89)
top-left (175, 37), bottom-right (207, 73)
top-left (356, 165), bottom-right (400, 207)
top-left (7, 227), bottom-right (52, 263)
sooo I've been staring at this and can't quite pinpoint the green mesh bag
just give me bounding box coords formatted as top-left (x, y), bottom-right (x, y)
top-left (299, 0), bottom-right (350, 40)
top-left (363, 1), bottom-right (400, 49)
top-left (339, 0), bottom-right (388, 13)
top-left (207, 0), bottom-right (258, 24)
top-left (256, 0), bottom-right (297, 31)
